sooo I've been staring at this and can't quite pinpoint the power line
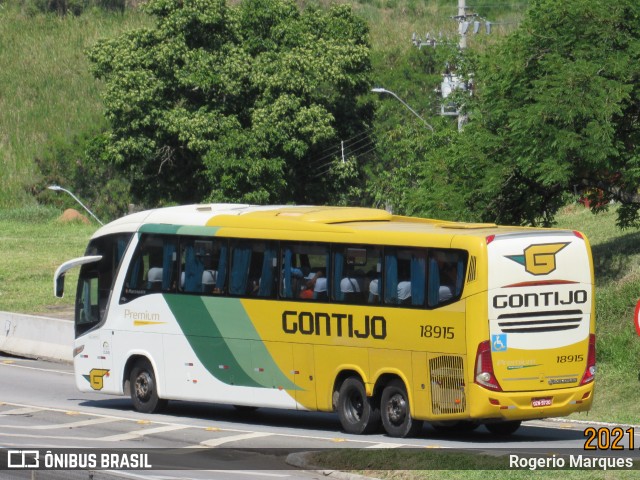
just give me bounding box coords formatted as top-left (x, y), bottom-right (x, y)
top-left (311, 143), bottom-right (378, 178)
top-left (311, 138), bottom-right (376, 174)
top-left (307, 128), bottom-right (374, 167)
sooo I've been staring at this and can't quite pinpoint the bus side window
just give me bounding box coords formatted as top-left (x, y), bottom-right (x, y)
top-left (334, 245), bottom-right (381, 305)
top-left (229, 240), bottom-right (276, 298)
top-left (427, 249), bottom-right (467, 307)
top-left (180, 237), bottom-right (225, 295)
top-left (383, 248), bottom-right (426, 307)
top-left (120, 234), bottom-right (176, 303)
top-left (281, 243), bottom-right (329, 300)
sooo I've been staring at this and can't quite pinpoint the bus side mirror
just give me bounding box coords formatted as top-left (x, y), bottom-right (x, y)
top-left (55, 274), bottom-right (65, 298)
top-left (53, 255), bottom-right (102, 298)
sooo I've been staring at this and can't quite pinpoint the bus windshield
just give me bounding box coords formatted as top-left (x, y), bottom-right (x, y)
top-left (75, 233), bottom-right (132, 337)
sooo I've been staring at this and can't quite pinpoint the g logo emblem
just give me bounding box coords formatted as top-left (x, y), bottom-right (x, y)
top-left (507, 243), bottom-right (569, 276)
top-left (86, 369), bottom-right (110, 390)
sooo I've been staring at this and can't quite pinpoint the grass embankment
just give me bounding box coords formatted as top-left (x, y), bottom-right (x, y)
top-left (0, 3), bottom-right (149, 208)
top-left (0, 206), bottom-right (95, 314)
top-left (555, 204), bottom-right (640, 425)
top-left (0, 0), bottom-right (525, 211)
top-left (306, 449), bottom-right (640, 479)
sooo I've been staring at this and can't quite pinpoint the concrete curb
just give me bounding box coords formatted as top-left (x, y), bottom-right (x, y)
top-left (0, 311), bottom-right (73, 363)
top-left (286, 451), bottom-right (380, 480)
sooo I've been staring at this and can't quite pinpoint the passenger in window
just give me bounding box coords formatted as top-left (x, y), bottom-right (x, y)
top-left (397, 263), bottom-right (411, 305)
top-left (397, 280), bottom-right (411, 304)
top-left (368, 277), bottom-right (379, 303)
top-left (340, 270), bottom-right (361, 303)
top-left (300, 273), bottom-right (316, 299)
top-left (312, 270), bottom-right (328, 301)
top-left (438, 263), bottom-right (456, 302)
top-left (147, 267), bottom-right (163, 291)
top-left (248, 278), bottom-right (260, 295)
top-left (202, 270), bottom-right (217, 292)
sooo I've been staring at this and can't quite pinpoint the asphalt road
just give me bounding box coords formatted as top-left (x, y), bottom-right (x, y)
top-left (0, 353), bottom-right (638, 479)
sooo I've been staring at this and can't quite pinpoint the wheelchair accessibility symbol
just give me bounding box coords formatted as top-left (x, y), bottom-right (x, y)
top-left (492, 334), bottom-right (508, 352)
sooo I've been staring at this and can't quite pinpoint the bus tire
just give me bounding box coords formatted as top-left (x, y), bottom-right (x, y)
top-left (380, 379), bottom-right (423, 438)
top-left (485, 420), bottom-right (521, 436)
top-left (431, 420), bottom-right (480, 433)
top-left (233, 405), bottom-right (259, 413)
top-left (130, 359), bottom-right (167, 414)
top-left (337, 377), bottom-right (380, 434)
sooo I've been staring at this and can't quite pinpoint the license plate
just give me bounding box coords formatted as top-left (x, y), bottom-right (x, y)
top-left (532, 397), bottom-right (552, 407)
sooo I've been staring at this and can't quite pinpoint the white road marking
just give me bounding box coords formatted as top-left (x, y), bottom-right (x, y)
top-left (0, 361), bottom-right (73, 375)
top-left (103, 471), bottom-right (290, 479)
top-left (0, 401), bottom-right (440, 448)
top-left (200, 431), bottom-right (272, 447)
top-left (0, 416), bottom-right (118, 430)
top-left (0, 407), bottom-right (43, 416)
top-left (101, 424), bottom-right (189, 442)
top-left (365, 442), bottom-right (403, 448)
top-left (205, 472), bottom-right (290, 477)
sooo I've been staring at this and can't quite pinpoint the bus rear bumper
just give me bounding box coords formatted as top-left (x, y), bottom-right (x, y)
top-left (468, 383), bottom-right (594, 421)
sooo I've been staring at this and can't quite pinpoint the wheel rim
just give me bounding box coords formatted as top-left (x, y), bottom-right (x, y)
top-left (345, 389), bottom-right (364, 423)
top-left (386, 392), bottom-right (407, 426)
top-left (135, 371), bottom-right (152, 402)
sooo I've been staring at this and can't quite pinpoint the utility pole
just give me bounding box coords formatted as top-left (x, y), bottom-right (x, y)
top-left (457, 0), bottom-right (469, 130)
top-left (458, 0), bottom-right (467, 50)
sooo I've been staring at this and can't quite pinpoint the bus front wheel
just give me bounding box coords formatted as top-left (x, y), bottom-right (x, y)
top-left (380, 379), bottom-right (423, 438)
top-left (130, 359), bottom-right (167, 414)
top-left (337, 377), bottom-right (380, 434)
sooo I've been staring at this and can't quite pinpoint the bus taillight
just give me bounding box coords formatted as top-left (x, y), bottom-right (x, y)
top-left (474, 340), bottom-right (502, 391)
top-left (580, 334), bottom-right (596, 385)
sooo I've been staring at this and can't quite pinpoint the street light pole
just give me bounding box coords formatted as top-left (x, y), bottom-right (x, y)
top-left (48, 185), bottom-right (104, 226)
top-left (371, 87), bottom-right (434, 131)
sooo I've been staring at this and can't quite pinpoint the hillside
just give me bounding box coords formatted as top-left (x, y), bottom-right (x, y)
top-left (0, 0), bottom-right (526, 210)
top-left (0, 3), bottom-right (150, 207)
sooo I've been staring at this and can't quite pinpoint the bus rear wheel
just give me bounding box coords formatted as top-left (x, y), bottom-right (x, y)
top-left (380, 379), bottom-right (423, 438)
top-left (431, 420), bottom-right (480, 433)
top-left (337, 377), bottom-right (380, 434)
top-left (130, 359), bottom-right (167, 414)
top-left (485, 420), bottom-right (521, 436)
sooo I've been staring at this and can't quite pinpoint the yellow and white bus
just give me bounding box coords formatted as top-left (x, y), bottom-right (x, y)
top-left (54, 204), bottom-right (596, 437)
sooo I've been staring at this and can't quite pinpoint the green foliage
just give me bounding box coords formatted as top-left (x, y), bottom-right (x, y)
top-left (413, 0), bottom-right (640, 227)
top-left (88, 0), bottom-right (374, 207)
top-left (366, 44), bottom-right (461, 215)
top-left (31, 132), bottom-right (133, 222)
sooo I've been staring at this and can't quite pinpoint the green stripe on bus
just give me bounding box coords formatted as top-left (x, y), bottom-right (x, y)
top-left (139, 224), bottom-right (220, 236)
top-left (164, 295), bottom-right (298, 390)
top-left (176, 225), bottom-right (220, 236)
top-left (139, 224), bottom-right (181, 235)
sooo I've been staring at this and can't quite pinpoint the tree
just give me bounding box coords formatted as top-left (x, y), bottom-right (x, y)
top-left (88, 0), bottom-right (373, 207)
top-left (414, 0), bottom-right (640, 227)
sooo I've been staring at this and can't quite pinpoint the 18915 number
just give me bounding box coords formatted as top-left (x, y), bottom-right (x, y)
top-left (557, 354), bottom-right (583, 363)
top-left (419, 325), bottom-right (454, 339)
